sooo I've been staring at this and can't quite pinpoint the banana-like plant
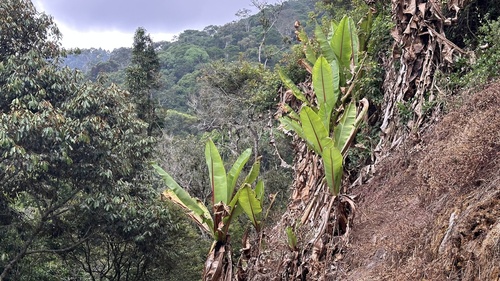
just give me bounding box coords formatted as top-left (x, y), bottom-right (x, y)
top-left (279, 15), bottom-right (370, 196)
top-left (152, 139), bottom-right (264, 281)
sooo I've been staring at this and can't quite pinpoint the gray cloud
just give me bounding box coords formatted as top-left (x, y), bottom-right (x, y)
top-left (38, 0), bottom-right (263, 34)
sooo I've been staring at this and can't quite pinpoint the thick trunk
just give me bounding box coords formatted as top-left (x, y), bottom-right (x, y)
top-left (203, 241), bottom-right (233, 281)
top-left (376, 0), bottom-right (468, 157)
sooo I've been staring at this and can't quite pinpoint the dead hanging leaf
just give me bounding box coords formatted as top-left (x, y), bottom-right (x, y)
top-left (403, 0), bottom-right (417, 15)
top-left (204, 242), bottom-right (233, 281)
top-left (213, 202), bottom-right (230, 237)
top-left (376, 0), bottom-right (470, 156)
top-left (418, 3), bottom-right (427, 17)
top-left (311, 237), bottom-right (324, 261)
top-left (204, 242), bottom-right (224, 281)
top-left (413, 38), bottom-right (425, 54)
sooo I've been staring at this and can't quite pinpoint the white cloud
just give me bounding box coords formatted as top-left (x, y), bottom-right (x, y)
top-left (56, 22), bottom-right (176, 50)
top-left (34, 1), bottom-right (175, 51)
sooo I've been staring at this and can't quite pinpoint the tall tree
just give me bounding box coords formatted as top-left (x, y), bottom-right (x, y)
top-left (126, 27), bottom-right (162, 136)
top-left (251, 0), bottom-right (286, 67)
top-left (0, 0), bottom-right (61, 61)
top-left (0, 2), bottom-right (189, 280)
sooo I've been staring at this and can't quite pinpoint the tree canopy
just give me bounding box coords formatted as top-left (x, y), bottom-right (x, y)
top-left (0, 1), bottom-right (205, 279)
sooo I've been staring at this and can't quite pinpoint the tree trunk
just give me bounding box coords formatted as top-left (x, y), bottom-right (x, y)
top-left (376, 0), bottom-right (468, 157)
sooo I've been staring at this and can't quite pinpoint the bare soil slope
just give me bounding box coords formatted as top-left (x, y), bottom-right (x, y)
top-left (344, 82), bottom-right (500, 280)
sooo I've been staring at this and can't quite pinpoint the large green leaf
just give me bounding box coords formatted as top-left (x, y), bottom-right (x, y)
top-left (317, 103), bottom-right (331, 132)
top-left (330, 59), bottom-right (341, 105)
top-left (323, 146), bottom-right (343, 195)
top-left (315, 24), bottom-right (336, 63)
top-left (227, 148), bottom-right (251, 200)
top-left (313, 56), bottom-right (335, 113)
top-left (349, 17), bottom-right (360, 67)
top-left (331, 16), bottom-right (358, 72)
top-left (329, 20), bottom-right (338, 38)
top-left (205, 139), bottom-right (228, 205)
top-left (333, 102), bottom-right (357, 154)
top-left (243, 156), bottom-right (261, 185)
top-left (237, 185), bottom-right (263, 230)
top-left (152, 163), bottom-right (214, 234)
top-left (278, 68), bottom-right (309, 104)
top-left (300, 106), bottom-right (329, 154)
top-left (279, 116), bottom-right (307, 143)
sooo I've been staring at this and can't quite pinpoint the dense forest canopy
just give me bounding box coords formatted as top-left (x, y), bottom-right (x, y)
top-left (1, 0), bottom-right (499, 280)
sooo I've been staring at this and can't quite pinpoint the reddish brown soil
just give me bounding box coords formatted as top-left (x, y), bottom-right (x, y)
top-left (344, 82), bottom-right (500, 280)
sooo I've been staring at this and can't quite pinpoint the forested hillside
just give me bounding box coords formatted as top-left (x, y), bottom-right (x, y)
top-left (63, 0), bottom-right (315, 112)
top-left (1, 0), bottom-right (499, 280)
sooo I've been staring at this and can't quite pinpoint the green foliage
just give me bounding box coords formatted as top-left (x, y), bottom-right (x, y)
top-left (126, 27), bottom-right (162, 136)
top-left (0, 1), bottom-right (198, 279)
top-left (153, 139), bottom-right (265, 242)
top-left (279, 16), bottom-right (369, 195)
top-left (0, 0), bottom-right (61, 61)
top-left (465, 18), bottom-right (500, 84)
top-left (286, 226), bottom-right (298, 251)
top-left (164, 110), bottom-right (199, 135)
top-left (278, 44), bottom-right (309, 84)
top-left (445, 0), bottom-right (500, 49)
top-left (437, 17), bottom-right (500, 92)
top-left (61, 1), bottom-right (318, 118)
top-left (201, 60), bottom-right (280, 112)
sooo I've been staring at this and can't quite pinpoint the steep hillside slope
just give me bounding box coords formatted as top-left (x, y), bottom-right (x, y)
top-left (345, 82), bottom-right (500, 280)
top-left (245, 82), bottom-right (499, 280)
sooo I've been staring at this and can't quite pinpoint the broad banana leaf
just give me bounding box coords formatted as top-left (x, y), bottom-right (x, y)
top-left (278, 69), bottom-right (309, 104)
top-left (162, 189), bottom-right (213, 235)
top-left (280, 116), bottom-right (307, 142)
top-left (300, 106), bottom-right (330, 154)
top-left (329, 20), bottom-right (338, 38)
top-left (323, 146), bottom-right (343, 195)
top-left (331, 16), bottom-right (359, 72)
top-left (339, 98), bottom-right (370, 155)
top-left (227, 191), bottom-right (244, 225)
top-left (333, 102), bottom-right (357, 154)
top-left (243, 156), bottom-right (261, 185)
top-left (227, 148), bottom-right (252, 200)
top-left (152, 163), bottom-right (214, 235)
top-left (315, 24), bottom-right (336, 63)
top-left (237, 185), bottom-right (263, 230)
top-left (318, 103), bottom-right (331, 132)
top-left (313, 56), bottom-right (335, 115)
top-left (350, 17), bottom-right (360, 68)
top-left (205, 139), bottom-right (228, 205)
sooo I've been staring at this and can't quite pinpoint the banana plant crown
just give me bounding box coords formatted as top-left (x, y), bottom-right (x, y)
top-left (153, 139), bottom-right (264, 242)
top-left (279, 15), bottom-right (371, 195)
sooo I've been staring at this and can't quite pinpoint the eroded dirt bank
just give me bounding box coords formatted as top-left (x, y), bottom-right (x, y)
top-left (344, 82), bottom-right (500, 280)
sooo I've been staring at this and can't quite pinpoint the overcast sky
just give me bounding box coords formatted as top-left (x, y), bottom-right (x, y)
top-left (34, 0), bottom-right (276, 50)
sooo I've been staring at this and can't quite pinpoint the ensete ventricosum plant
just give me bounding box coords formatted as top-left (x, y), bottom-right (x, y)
top-left (152, 139), bottom-right (264, 281)
top-left (279, 15), bottom-right (370, 196)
